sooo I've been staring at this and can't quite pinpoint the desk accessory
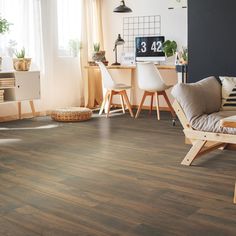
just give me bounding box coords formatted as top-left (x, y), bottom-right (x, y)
top-left (112, 34), bottom-right (125, 66)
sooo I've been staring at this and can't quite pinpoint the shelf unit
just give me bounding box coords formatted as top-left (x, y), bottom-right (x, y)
top-left (0, 71), bottom-right (40, 119)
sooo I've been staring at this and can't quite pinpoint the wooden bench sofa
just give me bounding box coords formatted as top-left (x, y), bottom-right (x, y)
top-left (171, 76), bottom-right (236, 203)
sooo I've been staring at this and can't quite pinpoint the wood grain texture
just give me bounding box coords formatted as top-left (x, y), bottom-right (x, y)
top-left (0, 112), bottom-right (235, 235)
top-left (220, 115), bottom-right (236, 128)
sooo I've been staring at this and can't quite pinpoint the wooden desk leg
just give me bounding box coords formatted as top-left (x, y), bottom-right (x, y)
top-left (18, 102), bottom-right (21, 119)
top-left (130, 68), bottom-right (136, 106)
top-left (29, 100), bottom-right (36, 117)
top-left (234, 182), bottom-right (236, 204)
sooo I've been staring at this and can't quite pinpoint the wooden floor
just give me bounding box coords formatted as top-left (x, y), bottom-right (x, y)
top-left (0, 111), bottom-right (235, 236)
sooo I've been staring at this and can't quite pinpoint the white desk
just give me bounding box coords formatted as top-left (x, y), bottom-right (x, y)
top-left (84, 65), bottom-right (176, 108)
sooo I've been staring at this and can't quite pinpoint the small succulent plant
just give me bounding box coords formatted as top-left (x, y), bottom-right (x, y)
top-left (14, 48), bottom-right (26, 58)
top-left (93, 43), bottom-right (100, 52)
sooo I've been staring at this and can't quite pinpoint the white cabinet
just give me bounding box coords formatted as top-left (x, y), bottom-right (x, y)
top-left (2, 71), bottom-right (40, 102)
top-left (0, 71), bottom-right (40, 119)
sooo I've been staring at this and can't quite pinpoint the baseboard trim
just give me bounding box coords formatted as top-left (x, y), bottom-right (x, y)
top-left (0, 105), bottom-right (171, 122)
top-left (0, 111), bottom-right (47, 122)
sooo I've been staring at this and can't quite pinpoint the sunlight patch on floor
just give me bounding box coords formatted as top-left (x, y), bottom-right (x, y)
top-left (0, 139), bottom-right (22, 144)
top-left (0, 124), bottom-right (60, 131)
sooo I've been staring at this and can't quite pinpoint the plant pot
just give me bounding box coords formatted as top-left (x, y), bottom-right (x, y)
top-left (13, 58), bottom-right (31, 71)
top-left (92, 51), bottom-right (106, 62)
top-left (165, 55), bottom-right (175, 65)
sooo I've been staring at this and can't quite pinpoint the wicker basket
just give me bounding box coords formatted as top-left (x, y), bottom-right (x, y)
top-left (51, 107), bottom-right (92, 122)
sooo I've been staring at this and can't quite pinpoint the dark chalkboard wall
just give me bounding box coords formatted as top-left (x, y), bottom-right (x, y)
top-left (188, 0), bottom-right (236, 82)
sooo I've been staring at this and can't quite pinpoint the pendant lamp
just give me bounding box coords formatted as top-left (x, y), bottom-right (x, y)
top-left (113, 0), bottom-right (132, 13)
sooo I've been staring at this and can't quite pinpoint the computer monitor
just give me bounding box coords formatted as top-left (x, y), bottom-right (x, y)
top-left (135, 36), bottom-right (166, 62)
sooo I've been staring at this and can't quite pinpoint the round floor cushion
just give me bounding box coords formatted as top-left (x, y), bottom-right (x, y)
top-left (51, 107), bottom-right (92, 122)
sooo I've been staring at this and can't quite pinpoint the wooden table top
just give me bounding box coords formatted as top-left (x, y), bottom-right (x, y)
top-left (220, 115), bottom-right (236, 128)
top-left (85, 64), bottom-right (176, 70)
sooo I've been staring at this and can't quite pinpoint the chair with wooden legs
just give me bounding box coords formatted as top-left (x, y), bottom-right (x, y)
top-left (97, 62), bottom-right (134, 118)
top-left (135, 62), bottom-right (175, 120)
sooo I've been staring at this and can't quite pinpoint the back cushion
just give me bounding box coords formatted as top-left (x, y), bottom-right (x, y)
top-left (171, 76), bottom-right (222, 121)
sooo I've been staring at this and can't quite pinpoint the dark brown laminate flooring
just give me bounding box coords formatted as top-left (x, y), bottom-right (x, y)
top-left (0, 111), bottom-right (235, 236)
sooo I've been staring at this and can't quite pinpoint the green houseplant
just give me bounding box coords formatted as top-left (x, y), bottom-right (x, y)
top-left (91, 42), bottom-right (107, 65)
top-left (13, 47), bottom-right (31, 71)
top-left (0, 17), bottom-right (11, 34)
top-left (163, 40), bottom-right (177, 58)
top-left (93, 43), bottom-right (100, 53)
top-left (0, 17), bottom-right (12, 70)
top-left (69, 39), bottom-right (82, 57)
top-left (181, 47), bottom-right (188, 64)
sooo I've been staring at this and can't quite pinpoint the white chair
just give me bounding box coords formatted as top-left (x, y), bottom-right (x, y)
top-left (97, 62), bottom-right (134, 118)
top-left (135, 62), bottom-right (175, 120)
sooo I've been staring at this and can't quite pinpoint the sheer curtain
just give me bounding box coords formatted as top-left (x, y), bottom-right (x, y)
top-left (0, 0), bottom-right (43, 70)
top-left (0, 0), bottom-right (103, 116)
top-left (81, 0), bottom-right (104, 107)
top-left (0, 0), bottom-right (45, 116)
top-left (40, 0), bottom-right (83, 109)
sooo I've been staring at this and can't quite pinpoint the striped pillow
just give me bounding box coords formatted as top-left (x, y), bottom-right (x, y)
top-left (220, 76), bottom-right (236, 110)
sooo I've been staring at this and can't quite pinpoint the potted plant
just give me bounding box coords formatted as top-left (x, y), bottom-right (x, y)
top-left (90, 43), bottom-right (108, 65)
top-left (69, 39), bottom-right (82, 57)
top-left (163, 40), bottom-right (177, 64)
top-left (13, 48), bottom-right (31, 71)
top-left (0, 17), bottom-right (12, 70)
top-left (179, 47), bottom-right (188, 65)
top-left (0, 17), bottom-right (11, 34)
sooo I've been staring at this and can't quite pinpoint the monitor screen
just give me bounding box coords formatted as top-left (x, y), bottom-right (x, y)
top-left (135, 36), bottom-right (165, 62)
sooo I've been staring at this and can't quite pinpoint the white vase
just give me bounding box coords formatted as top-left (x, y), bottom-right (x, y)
top-left (165, 55), bottom-right (176, 65)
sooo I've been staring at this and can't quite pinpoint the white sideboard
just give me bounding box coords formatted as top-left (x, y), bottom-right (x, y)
top-left (0, 70), bottom-right (40, 119)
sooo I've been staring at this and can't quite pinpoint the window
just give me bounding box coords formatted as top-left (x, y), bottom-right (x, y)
top-left (57, 0), bottom-right (82, 57)
top-left (0, 0), bottom-right (42, 67)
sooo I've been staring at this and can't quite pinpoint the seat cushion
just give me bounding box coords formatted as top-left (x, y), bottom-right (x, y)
top-left (51, 107), bottom-right (92, 122)
top-left (171, 76), bottom-right (222, 122)
top-left (191, 111), bottom-right (236, 134)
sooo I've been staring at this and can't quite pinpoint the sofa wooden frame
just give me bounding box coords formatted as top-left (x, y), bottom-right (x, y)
top-left (173, 100), bottom-right (236, 203)
top-left (173, 100), bottom-right (236, 166)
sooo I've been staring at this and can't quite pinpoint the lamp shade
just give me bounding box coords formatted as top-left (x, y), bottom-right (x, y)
top-left (115, 34), bottom-right (125, 46)
top-left (113, 0), bottom-right (132, 13)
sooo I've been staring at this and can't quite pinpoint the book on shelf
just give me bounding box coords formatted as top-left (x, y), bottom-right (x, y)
top-left (0, 90), bottom-right (5, 102)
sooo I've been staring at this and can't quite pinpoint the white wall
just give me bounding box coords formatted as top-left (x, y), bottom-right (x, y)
top-left (101, 0), bottom-right (187, 107)
top-left (102, 0), bottom-right (187, 63)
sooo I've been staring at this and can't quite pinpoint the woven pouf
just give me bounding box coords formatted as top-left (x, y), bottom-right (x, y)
top-left (51, 107), bottom-right (92, 122)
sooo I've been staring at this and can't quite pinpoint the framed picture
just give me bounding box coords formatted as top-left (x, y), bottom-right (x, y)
top-left (121, 52), bottom-right (135, 65)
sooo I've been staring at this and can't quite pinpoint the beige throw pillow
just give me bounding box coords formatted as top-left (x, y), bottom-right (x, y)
top-left (220, 76), bottom-right (236, 110)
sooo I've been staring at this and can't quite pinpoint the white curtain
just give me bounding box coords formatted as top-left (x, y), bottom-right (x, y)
top-left (40, 0), bottom-right (82, 110)
top-left (0, 0), bottom-right (46, 116)
top-left (0, 0), bottom-right (43, 70)
top-left (81, 0), bottom-right (104, 107)
top-left (0, 0), bottom-right (103, 116)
